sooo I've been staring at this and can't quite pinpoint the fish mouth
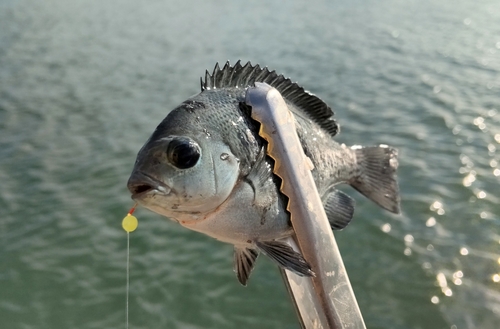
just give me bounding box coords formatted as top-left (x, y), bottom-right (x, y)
top-left (127, 172), bottom-right (171, 199)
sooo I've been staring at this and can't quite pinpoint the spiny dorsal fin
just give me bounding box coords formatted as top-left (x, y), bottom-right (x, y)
top-left (201, 60), bottom-right (339, 137)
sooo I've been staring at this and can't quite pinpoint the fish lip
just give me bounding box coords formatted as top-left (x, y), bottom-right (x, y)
top-left (128, 172), bottom-right (172, 199)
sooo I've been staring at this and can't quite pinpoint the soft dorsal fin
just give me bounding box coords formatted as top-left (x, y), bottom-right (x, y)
top-left (200, 60), bottom-right (339, 137)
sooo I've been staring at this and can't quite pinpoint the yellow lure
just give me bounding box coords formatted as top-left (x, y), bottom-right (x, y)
top-left (122, 204), bottom-right (138, 232)
top-left (122, 214), bottom-right (138, 232)
top-left (123, 204), bottom-right (138, 329)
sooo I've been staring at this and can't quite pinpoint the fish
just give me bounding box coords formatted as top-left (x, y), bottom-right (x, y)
top-left (127, 61), bottom-right (400, 286)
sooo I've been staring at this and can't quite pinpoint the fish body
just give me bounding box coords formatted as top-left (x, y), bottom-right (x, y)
top-left (128, 61), bottom-right (400, 285)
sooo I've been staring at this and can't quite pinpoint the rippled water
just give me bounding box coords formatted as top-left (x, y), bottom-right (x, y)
top-left (1, 0), bottom-right (499, 328)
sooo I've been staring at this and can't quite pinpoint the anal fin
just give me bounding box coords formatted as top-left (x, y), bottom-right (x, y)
top-left (351, 145), bottom-right (401, 214)
top-left (234, 247), bottom-right (259, 286)
top-left (255, 240), bottom-right (314, 277)
top-left (324, 190), bottom-right (355, 230)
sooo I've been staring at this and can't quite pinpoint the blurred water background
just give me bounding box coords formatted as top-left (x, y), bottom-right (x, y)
top-left (1, 0), bottom-right (499, 328)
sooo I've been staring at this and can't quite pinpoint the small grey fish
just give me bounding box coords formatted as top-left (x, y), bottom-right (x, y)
top-left (127, 61), bottom-right (400, 286)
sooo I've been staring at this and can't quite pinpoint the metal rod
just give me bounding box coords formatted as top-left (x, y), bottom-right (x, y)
top-left (246, 83), bottom-right (366, 329)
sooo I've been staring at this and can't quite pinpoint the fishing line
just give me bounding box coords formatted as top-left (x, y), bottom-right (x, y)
top-left (122, 203), bottom-right (138, 329)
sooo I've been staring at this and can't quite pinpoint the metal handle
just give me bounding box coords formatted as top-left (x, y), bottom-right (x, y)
top-left (246, 83), bottom-right (366, 329)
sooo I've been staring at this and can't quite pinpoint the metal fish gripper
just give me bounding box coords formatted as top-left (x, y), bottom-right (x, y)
top-left (246, 82), bottom-right (366, 329)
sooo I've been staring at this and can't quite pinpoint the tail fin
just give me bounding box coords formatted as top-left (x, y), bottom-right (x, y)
top-left (350, 145), bottom-right (400, 214)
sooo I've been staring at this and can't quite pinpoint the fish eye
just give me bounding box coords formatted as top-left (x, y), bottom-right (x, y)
top-left (166, 138), bottom-right (201, 169)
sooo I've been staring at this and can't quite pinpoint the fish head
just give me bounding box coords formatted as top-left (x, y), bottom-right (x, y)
top-left (127, 104), bottom-right (240, 223)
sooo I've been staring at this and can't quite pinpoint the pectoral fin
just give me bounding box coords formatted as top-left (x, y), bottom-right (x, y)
top-left (234, 247), bottom-right (259, 286)
top-left (245, 147), bottom-right (277, 210)
top-left (255, 240), bottom-right (314, 277)
top-left (324, 190), bottom-right (355, 230)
